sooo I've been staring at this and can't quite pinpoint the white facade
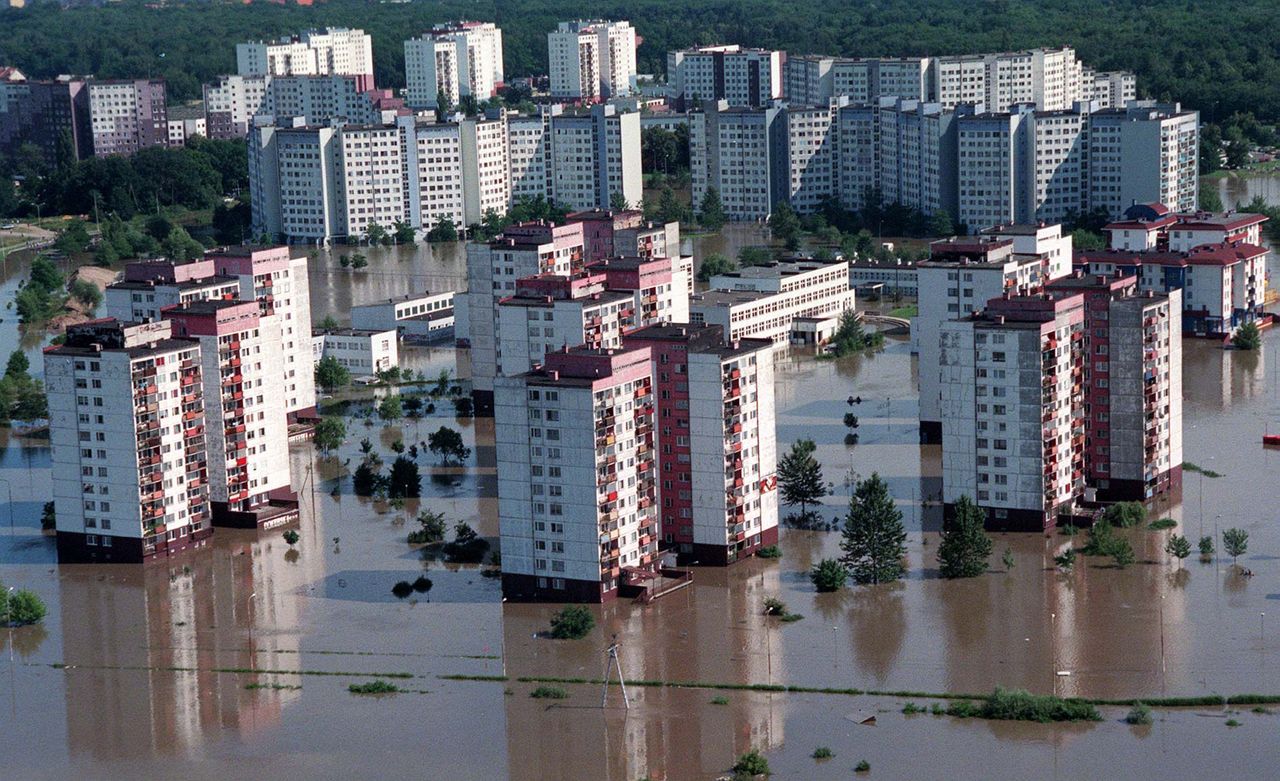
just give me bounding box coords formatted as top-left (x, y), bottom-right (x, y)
top-left (166, 114), bottom-right (207, 146)
top-left (105, 276), bottom-right (241, 322)
top-left (548, 20), bottom-right (637, 100)
top-left (494, 347), bottom-right (659, 601)
top-left (46, 320), bottom-right (210, 562)
top-left (495, 276), bottom-right (631, 375)
top-left (312, 328), bottom-right (399, 374)
top-left (352, 291), bottom-right (456, 341)
top-left (693, 260), bottom-right (855, 343)
top-left (668, 45), bottom-right (783, 108)
top-left (203, 75), bottom-right (271, 139)
top-left (237, 28), bottom-right (374, 84)
top-left (1089, 103), bottom-right (1199, 217)
top-left (404, 22), bottom-right (504, 110)
top-left (338, 124), bottom-right (408, 239)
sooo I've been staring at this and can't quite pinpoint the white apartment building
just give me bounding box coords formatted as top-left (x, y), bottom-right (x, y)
top-left (784, 56), bottom-right (929, 105)
top-left (166, 109), bottom-right (206, 146)
top-left (690, 102), bottom-right (786, 221)
top-left (337, 124), bottom-right (408, 239)
top-left (267, 75), bottom-right (395, 127)
top-left (495, 272), bottom-right (632, 376)
top-left (940, 293), bottom-right (1086, 531)
top-left (248, 123), bottom-right (342, 243)
top-left (87, 79), bottom-right (168, 156)
top-left (207, 245), bottom-right (317, 419)
top-left (352, 291), bottom-right (456, 342)
top-left (549, 104), bottom-right (642, 213)
top-left (668, 45), bottom-right (784, 108)
top-left (164, 300), bottom-right (297, 529)
top-left (401, 113), bottom-right (511, 229)
top-left (204, 74), bottom-right (270, 139)
top-left (548, 20), bottom-right (637, 101)
top-left (1083, 70), bottom-right (1137, 109)
top-left (933, 47), bottom-right (1083, 112)
top-left (1104, 203), bottom-right (1268, 252)
top-left (237, 28), bottom-right (375, 91)
top-left (785, 101), bottom-right (842, 213)
top-left (1088, 102), bottom-right (1200, 217)
top-left (980, 222), bottom-right (1074, 281)
top-left (836, 103), bottom-right (878, 211)
top-left (956, 110), bottom-right (1025, 231)
top-left (105, 271), bottom-right (241, 322)
top-left (587, 255), bottom-right (693, 327)
top-left (916, 236), bottom-right (1046, 440)
top-left (461, 222), bottom-right (586, 410)
top-left (878, 98), bottom-right (966, 219)
top-left (404, 21), bottom-right (505, 110)
top-left (494, 346), bottom-right (659, 602)
top-left (47, 320), bottom-right (211, 564)
top-left (693, 259), bottom-right (855, 343)
top-left (312, 328), bottom-right (399, 375)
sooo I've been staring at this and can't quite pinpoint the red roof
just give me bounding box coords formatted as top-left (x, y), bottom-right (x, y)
top-left (1104, 215), bottom-right (1177, 232)
top-left (1076, 241), bottom-right (1266, 268)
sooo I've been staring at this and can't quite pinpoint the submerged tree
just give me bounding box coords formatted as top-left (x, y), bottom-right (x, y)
top-left (840, 473), bottom-right (907, 585)
top-left (778, 439), bottom-right (827, 522)
top-left (936, 495), bottom-right (993, 579)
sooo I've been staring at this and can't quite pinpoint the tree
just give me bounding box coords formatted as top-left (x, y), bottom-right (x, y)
top-left (1101, 502), bottom-right (1146, 528)
top-left (1199, 187), bottom-right (1225, 212)
top-left (927, 208), bottom-right (953, 237)
top-left (426, 216), bottom-right (458, 243)
top-left (1111, 538), bottom-right (1136, 568)
top-left (768, 202), bottom-right (802, 250)
top-left (55, 220), bottom-right (91, 254)
top-left (453, 396), bottom-right (474, 418)
top-left (1165, 534), bottom-right (1192, 567)
top-left (387, 455), bottom-right (421, 498)
top-left (1233, 321), bottom-right (1262, 350)
top-left (6, 589), bottom-right (47, 626)
top-left (365, 222), bottom-right (390, 245)
top-left (738, 246), bottom-right (773, 267)
top-left (442, 521), bottom-right (489, 562)
top-left (319, 315), bottom-right (339, 330)
top-left (777, 439), bottom-right (827, 521)
top-left (936, 495), bottom-right (993, 578)
top-left (641, 126), bottom-right (679, 175)
top-left (697, 253), bottom-right (736, 282)
top-left (550, 605), bottom-right (595, 639)
top-left (810, 558), bottom-right (848, 592)
top-left (1053, 549), bottom-right (1076, 571)
top-left (609, 191), bottom-right (630, 211)
top-left (313, 417), bottom-right (346, 453)
top-left (352, 460), bottom-right (383, 496)
top-left (411, 509), bottom-right (447, 544)
top-left (1071, 229), bottom-right (1105, 251)
top-left (393, 220), bottom-right (416, 244)
top-left (698, 186), bottom-right (726, 231)
top-left (6, 352), bottom-right (30, 379)
top-left (829, 310), bottom-right (884, 357)
top-left (1223, 527), bottom-right (1249, 565)
top-left (350, 253), bottom-right (368, 270)
top-left (315, 356), bottom-right (351, 390)
top-left (282, 529), bottom-right (300, 546)
top-left (377, 394), bottom-right (403, 422)
top-left (840, 473), bottom-right (907, 585)
top-left (427, 425), bottom-right (471, 465)
top-left (1199, 535), bottom-right (1215, 562)
top-left (732, 750), bottom-right (770, 777)
top-left (654, 186), bottom-right (688, 225)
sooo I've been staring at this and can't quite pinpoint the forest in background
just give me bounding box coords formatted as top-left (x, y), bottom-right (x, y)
top-left (1, 0), bottom-right (1278, 125)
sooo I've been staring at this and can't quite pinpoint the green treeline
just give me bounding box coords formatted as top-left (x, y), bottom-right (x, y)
top-left (1, 0), bottom-right (1279, 123)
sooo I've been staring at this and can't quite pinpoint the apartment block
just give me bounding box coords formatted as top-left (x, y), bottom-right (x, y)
top-left (461, 222), bottom-right (586, 411)
top-left (548, 20), bottom-right (637, 101)
top-left (496, 272), bottom-right (633, 376)
top-left (166, 106), bottom-right (207, 146)
top-left (311, 328), bottom-right (399, 375)
top-left (785, 101), bottom-right (843, 213)
top-left (495, 346), bottom-right (659, 602)
top-left (1088, 102), bottom-right (1199, 217)
top-left (400, 112), bottom-right (511, 229)
top-left (784, 56), bottom-right (928, 104)
top-left (404, 21), bottom-right (504, 110)
top-left (690, 102), bottom-right (788, 221)
top-left (336, 124), bottom-right (409, 239)
top-left (46, 319), bottom-right (211, 563)
top-left (0, 77), bottom-right (94, 166)
top-left (940, 294), bottom-right (1086, 531)
top-left (87, 79), bottom-right (168, 156)
top-left (693, 259), bottom-right (855, 343)
top-left (206, 245), bottom-right (317, 419)
top-left (668, 45), bottom-right (784, 109)
top-left (203, 74), bottom-right (271, 140)
top-left (1076, 241), bottom-right (1267, 336)
top-left (879, 98), bottom-right (966, 219)
top-left (164, 301), bottom-right (297, 529)
top-left (980, 222), bottom-right (1074, 282)
top-left (932, 47), bottom-right (1083, 112)
top-left (351, 291), bottom-right (456, 342)
top-left (916, 236), bottom-right (1048, 441)
top-left (1083, 70), bottom-right (1137, 109)
top-left (1104, 202), bottom-right (1268, 253)
top-left (566, 208), bottom-right (643, 261)
top-left (105, 261), bottom-right (241, 322)
top-left (1047, 273), bottom-right (1182, 500)
top-left (237, 28), bottom-right (375, 92)
top-left (623, 324), bottom-right (779, 563)
top-left (548, 104), bottom-right (643, 213)
top-left (587, 255), bottom-right (693, 327)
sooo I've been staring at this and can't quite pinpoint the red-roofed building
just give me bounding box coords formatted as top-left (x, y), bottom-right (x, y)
top-left (1105, 201), bottom-right (1269, 253)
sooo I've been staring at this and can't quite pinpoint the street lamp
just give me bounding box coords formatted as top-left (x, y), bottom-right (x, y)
top-left (247, 591), bottom-right (257, 673)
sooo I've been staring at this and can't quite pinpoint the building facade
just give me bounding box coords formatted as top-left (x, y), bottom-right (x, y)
top-left (311, 328), bottom-right (399, 375)
top-left (548, 20), bottom-right (637, 101)
top-left (87, 80), bottom-right (168, 157)
top-left (237, 28), bottom-right (375, 92)
top-left (404, 22), bottom-right (505, 110)
top-left (693, 259), bottom-right (855, 343)
top-left (668, 45), bottom-right (784, 109)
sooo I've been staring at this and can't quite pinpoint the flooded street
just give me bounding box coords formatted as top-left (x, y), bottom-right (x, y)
top-left (2, 218), bottom-right (1280, 777)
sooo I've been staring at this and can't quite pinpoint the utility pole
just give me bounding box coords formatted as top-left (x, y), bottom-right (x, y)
top-left (601, 634), bottom-right (629, 709)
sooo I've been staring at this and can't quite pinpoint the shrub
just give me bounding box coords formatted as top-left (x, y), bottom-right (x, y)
top-left (1226, 718), bottom-right (1241, 727)
top-left (946, 701), bottom-right (979, 718)
top-left (530, 685), bottom-right (568, 699)
top-left (902, 702), bottom-right (924, 714)
top-left (756, 545), bottom-right (781, 559)
top-left (282, 529), bottom-right (299, 546)
top-left (391, 581), bottom-right (414, 599)
top-left (779, 612), bottom-right (804, 623)
top-left (442, 522), bottom-right (490, 562)
top-left (810, 558), bottom-right (848, 592)
top-left (411, 576), bottom-right (433, 593)
top-left (1125, 702), bottom-right (1153, 725)
top-left (6, 589), bottom-right (47, 626)
top-left (1101, 501), bottom-right (1146, 528)
top-left (930, 703), bottom-right (946, 716)
top-left (980, 687), bottom-right (1102, 723)
top-left (811, 746), bottom-right (834, 760)
top-left (348, 680), bottom-right (399, 694)
top-left (731, 749), bottom-right (770, 777)
top-left (1053, 550), bottom-right (1077, 571)
top-left (763, 597), bottom-right (788, 616)
top-left (1111, 538), bottom-right (1136, 569)
top-left (1233, 321), bottom-right (1262, 350)
top-left (1199, 535), bottom-right (1215, 561)
top-left (1149, 518), bottom-right (1177, 530)
top-left (549, 605), bottom-right (595, 640)
top-left (711, 695), bottom-right (729, 705)
top-left (855, 760), bottom-right (871, 773)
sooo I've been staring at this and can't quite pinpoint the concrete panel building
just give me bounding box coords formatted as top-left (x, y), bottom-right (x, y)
top-left (87, 80), bottom-right (168, 156)
top-left (668, 45), bottom-right (784, 109)
top-left (237, 28), bottom-right (375, 92)
top-left (548, 20), bottom-right (637, 101)
top-left (404, 22), bottom-right (505, 110)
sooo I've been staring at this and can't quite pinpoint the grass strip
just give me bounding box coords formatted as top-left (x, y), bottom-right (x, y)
top-left (51, 662), bottom-right (414, 679)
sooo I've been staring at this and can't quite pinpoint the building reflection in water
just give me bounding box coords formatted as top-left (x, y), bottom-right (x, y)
top-left (500, 560), bottom-right (786, 780)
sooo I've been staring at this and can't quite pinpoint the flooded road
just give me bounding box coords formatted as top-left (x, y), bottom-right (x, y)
top-left (2, 223), bottom-right (1280, 777)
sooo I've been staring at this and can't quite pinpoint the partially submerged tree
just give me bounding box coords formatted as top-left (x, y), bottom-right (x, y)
top-left (936, 495), bottom-right (992, 579)
top-left (840, 473), bottom-right (907, 585)
top-left (778, 439), bottom-right (827, 523)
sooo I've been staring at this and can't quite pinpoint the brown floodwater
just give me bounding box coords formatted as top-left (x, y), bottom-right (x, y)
top-left (3, 223), bottom-right (1280, 778)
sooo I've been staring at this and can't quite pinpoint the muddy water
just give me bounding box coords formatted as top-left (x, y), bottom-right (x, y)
top-left (3, 240), bottom-right (1280, 777)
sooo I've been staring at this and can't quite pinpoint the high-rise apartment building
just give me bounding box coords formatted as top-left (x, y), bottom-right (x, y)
top-left (689, 102), bottom-right (787, 221)
top-left (495, 346), bottom-right (659, 602)
top-left (404, 21), bottom-right (505, 109)
top-left (203, 75), bottom-right (271, 140)
top-left (1088, 102), bottom-right (1200, 217)
top-left (164, 301), bottom-right (298, 529)
top-left (461, 222), bottom-right (586, 411)
top-left (784, 56), bottom-right (928, 105)
top-left (623, 324), bottom-right (779, 562)
top-left (0, 77), bottom-right (94, 166)
top-left (495, 272), bottom-right (633, 376)
top-left (587, 255), bottom-right (693, 327)
top-left (667, 45), bottom-right (784, 109)
top-left (87, 79), bottom-right (168, 156)
top-left (46, 319), bottom-right (211, 563)
top-left (548, 20), bottom-right (637, 101)
top-left (401, 112), bottom-right (511, 229)
top-left (237, 28), bottom-right (375, 92)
